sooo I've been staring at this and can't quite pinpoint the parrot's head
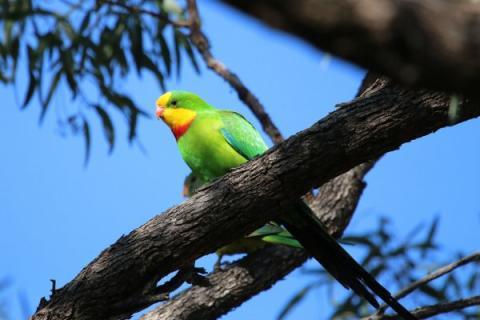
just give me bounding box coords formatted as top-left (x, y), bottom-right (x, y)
top-left (155, 90), bottom-right (213, 139)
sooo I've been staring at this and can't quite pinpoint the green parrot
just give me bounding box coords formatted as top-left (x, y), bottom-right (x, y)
top-left (183, 172), bottom-right (301, 264)
top-left (155, 91), bottom-right (416, 320)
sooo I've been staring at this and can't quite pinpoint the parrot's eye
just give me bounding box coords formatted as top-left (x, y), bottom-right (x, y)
top-left (171, 100), bottom-right (177, 107)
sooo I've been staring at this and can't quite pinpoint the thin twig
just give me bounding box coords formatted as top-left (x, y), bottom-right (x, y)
top-left (375, 252), bottom-right (480, 315)
top-left (366, 295), bottom-right (480, 320)
top-left (186, 0), bottom-right (284, 144)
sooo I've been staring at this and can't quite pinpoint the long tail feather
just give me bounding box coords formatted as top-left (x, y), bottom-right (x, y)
top-left (279, 200), bottom-right (417, 320)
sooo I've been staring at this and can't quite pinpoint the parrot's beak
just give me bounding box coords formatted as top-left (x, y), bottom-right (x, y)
top-left (155, 92), bottom-right (172, 119)
top-left (155, 105), bottom-right (165, 119)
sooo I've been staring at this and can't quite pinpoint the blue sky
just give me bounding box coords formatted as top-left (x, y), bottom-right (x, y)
top-left (1, 1), bottom-right (479, 319)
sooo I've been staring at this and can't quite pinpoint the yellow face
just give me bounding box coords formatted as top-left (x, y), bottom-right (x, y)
top-left (155, 92), bottom-right (197, 133)
top-left (156, 92), bottom-right (172, 111)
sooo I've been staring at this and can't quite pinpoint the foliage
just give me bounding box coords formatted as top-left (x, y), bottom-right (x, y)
top-left (0, 0), bottom-right (198, 162)
top-left (279, 217), bottom-right (480, 320)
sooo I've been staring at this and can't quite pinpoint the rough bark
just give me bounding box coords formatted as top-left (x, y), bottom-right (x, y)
top-left (32, 83), bottom-right (480, 320)
top-left (142, 162), bottom-right (375, 320)
top-left (222, 0), bottom-right (480, 97)
top-left (140, 246), bottom-right (306, 320)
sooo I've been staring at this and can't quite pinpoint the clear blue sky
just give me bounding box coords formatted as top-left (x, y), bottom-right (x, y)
top-left (1, 2), bottom-right (479, 319)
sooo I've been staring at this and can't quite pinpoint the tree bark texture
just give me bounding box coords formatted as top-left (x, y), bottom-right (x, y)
top-left (222, 0), bottom-right (480, 97)
top-left (142, 161), bottom-right (375, 320)
top-left (31, 79), bottom-right (480, 320)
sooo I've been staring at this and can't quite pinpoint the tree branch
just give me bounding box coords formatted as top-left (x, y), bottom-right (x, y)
top-left (140, 246), bottom-right (306, 320)
top-left (140, 161), bottom-right (376, 320)
top-left (31, 79), bottom-right (480, 320)
top-left (375, 251), bottom-right (480, 316)
top-left (368, 296), bottom-right (480, 320)
top-left (221, 0), bottom-right (480, 97)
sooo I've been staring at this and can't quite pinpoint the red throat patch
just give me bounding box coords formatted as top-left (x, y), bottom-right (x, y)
top-left (172, 117), bottom-right (195, 140)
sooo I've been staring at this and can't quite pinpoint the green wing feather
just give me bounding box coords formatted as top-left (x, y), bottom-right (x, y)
top-left (219, 111), bottom-right (268, 160)
top-left (217, 111), bottom-right (302, 249)
top-left (249, 223), bottom-right (302, 248)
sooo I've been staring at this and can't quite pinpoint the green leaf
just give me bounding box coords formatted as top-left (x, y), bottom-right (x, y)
top-left (184, 38), bottom-right (200, 74)
top-left (468, 271), bottom-right (479, 291)
top-left (60, 50), bottom-right (77, 96)
top-left (40, 69), bottom-right (62, 122)
top-left (10, 36), bottom-right (20, 62)
top-left (94, 105), bottom-right (115, 153)
top-left (173, 29), bottom-right (183, 77)
top-left (421, 216), bottom-right (439, 258)
top-left (142, 53), bottom-right (165, 90)
top-left (418, 283), bottom-right (446, 301)
top-left (444, 274), bottom-right (462, 296)
top-left (79, 11), bottom-right (91, 34)
top-left (158, 34), bottom-right (171, 75)
top-left (277, 285), bottom-right (313, 320)
top-left (128, 108), bottom-right (138, 142)
top-left (22, 70), bottom-right (37, 108)
top-left (128, 16), bottom-right (144, 74)
top-left (82, 119), bottom-right (91, 166)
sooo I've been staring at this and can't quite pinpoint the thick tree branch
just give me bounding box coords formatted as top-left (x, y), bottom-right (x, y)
top-left (141, 161), bottom-right (375, 320)
top-left (32, 84), bottom-right (480, 320)
top-left (222, 0), bottom-right (480, 97)
top-left (139, 75), bottom-right (384, 319)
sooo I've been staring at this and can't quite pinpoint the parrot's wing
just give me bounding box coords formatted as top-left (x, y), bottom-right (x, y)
top-left (247, 222), bottom-right (284, 237)
top-left (219, 110), bottom-right (268, 160)
top-left (248, 222), bottom-right (302, 248)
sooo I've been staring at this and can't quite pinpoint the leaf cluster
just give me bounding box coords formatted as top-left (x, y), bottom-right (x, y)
top-left (0, 0), bottom-right (198, 162)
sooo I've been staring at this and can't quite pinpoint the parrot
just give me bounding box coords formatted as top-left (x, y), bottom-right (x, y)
top-left (155, 90), bottom-right (416, 320)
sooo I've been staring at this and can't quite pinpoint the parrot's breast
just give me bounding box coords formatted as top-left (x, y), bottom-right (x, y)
top-left (177, 113), bottom-right (247, 182)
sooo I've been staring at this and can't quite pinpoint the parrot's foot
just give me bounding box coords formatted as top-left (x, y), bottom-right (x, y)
top-left (214, 256), bottom-right (223, 271)
top-left (182, 265), bottom-right (209, 287)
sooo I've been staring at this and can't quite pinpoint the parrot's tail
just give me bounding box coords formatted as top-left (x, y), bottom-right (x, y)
top-left (279, 200), bottom-right (417, 320)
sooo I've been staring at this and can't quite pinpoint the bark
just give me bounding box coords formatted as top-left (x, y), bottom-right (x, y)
top-left (221, 0), bottom-right (480, 97)
top-left (142, 162), bottom-right (375, 320)
top-left (32, 82), bottom-right (480, 320)
top-left (140, 246), bottom-right (306, 320)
